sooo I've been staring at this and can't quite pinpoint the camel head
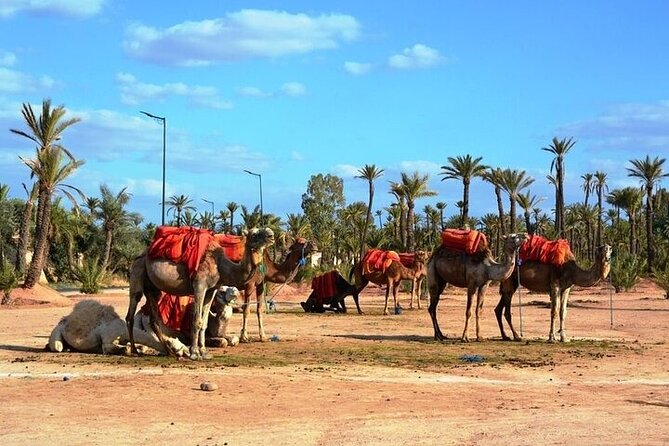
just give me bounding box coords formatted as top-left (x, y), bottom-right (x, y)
top-left (290, 238), bottom-right (318, 259)
top-left (244, 227), bottom-right (276, 265)
top-left (596, 244), bottom-right (613, 279)
top-left (503, 232), bottom-right (528, 252)
top-left (414, 250), bottom-right (429, 264)
top-left (215, 285), bottom-right (240, 306)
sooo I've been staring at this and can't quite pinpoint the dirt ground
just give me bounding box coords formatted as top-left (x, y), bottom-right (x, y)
top-left (1, 279), bottom-right (668, 446)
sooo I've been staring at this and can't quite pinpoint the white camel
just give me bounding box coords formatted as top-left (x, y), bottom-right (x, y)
top-left (48, 286), bottom-right (239, 356)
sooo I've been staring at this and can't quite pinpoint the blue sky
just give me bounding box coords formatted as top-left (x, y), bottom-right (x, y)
top-left (1, 0), bottom-right (668, 226)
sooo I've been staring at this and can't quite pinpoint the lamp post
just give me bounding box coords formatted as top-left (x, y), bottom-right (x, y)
top-left (243, 169), bottom-right (263, 225)
top-left (202, 198), bottom-right (214, 215)
top-left (140, 110), bottom-right (166, 225)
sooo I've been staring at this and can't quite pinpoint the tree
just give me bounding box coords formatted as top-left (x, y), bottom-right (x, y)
top-left (581, 172), bottom-right (594, 207)
top-left (226, 201), bottom-right (239, 231)
top-left (542, 137), bottom-right (576, 237)
top-left (301, 174), bottom-right (345, 264)
top-left (93, 185), bottom-right (141, 270)
top-left (616, 187), bottom-right (643, 255)
top-left (389, 181), bottom-right (407, 249)
top-left (166, 194), bottom-right (195, 227)
top-left (517, 191), bottom-right (544, 235)
top-left (481, 167), bottom-right (507, 236)
top-left (285, 213), bottom-right (311, 239)
top-left (627, 155), bottom-right (668, 272)
top-left (440, 155), bottom-right (488, 228)
top-left (355, 164), bottom-right (384, 259)
top-left (11, 100), bottom-right (83, 288)
top-left (594, 171), bottom-right (608, 246)
top-left (399, 171), bottom-right (437, 251)
top-left (14, 183), bottom-right (37, 274)
top-left (500, 169), bottom-right (534, 233)
top-left (435, 201), bottom-right (447, 231)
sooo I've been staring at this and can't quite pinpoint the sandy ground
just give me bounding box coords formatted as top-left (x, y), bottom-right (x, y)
top-left (1, 280), bottom-right (668, 446)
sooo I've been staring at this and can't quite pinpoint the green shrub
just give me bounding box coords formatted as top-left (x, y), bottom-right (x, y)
top-left (652, 265), bottom-right (669, 299)
top-left (610, 252), bottom-right (646, 293)
top-left (0, 259), bottom-right (20, 304)
top-left (72, 257), bottom-right (106, 294)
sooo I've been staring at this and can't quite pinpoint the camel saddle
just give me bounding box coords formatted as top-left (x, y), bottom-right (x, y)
top-left (519, 235), bottom-right (574, 266)
top-left (213, 234), bottom-right (245, 262)
top-left (440, 229), bottom-right (488, 254)
top-left (311, 271), bottom-right (339, 304)
top-left (398, 253), bottom-right (416, 268)
top-left (362, 249), bottom-right (400, 275)
top-left (147, 226), bottom-right (214, 278)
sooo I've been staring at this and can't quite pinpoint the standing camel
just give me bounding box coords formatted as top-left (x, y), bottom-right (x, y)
top-left (126, 227), bottom-right (274, 360)
top-left (350, 250), bottom-right (429, 315)
top-left (427, 233), bottom-right (527, 342)
top-left (495, 244), bottom-right (612, 342)
top-left (399, 253), bottom-right (428, 309)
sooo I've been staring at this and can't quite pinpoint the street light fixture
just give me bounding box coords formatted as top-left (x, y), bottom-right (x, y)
top-left (202, 198), bottom-right (214, 214)
top-left (243, 169), bottom-right (263, 225)
top-left (140, 110), bottom-right (166, 226)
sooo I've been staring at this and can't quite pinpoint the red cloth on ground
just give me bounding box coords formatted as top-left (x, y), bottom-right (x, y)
top-left (362, 249), bottom-right (401, 275)
top-left (147, 226), bottom-right (214, 278)
top-left (519, 235), bottom-right (574, 266)
top-left (440, 229), bottom-right (487, 254)
top-left (311, 271), bottom-right (339, 304)
top-left (213, 234), bottom-right (245, 262)
top-left (139, 293), bottom-right (194, 334)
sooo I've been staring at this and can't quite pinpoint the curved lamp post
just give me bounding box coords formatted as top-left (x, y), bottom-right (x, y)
top-left (140, 110), bottom-right (166, 225)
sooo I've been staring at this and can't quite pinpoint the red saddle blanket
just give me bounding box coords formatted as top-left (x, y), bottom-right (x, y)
top-left (362, 249), bottom-right (400, 275)
top-left (398, 253), bottom-right (416, 268)
top-left (214, 234), bottom-right (245, 262)
top-left (311, 271), bottom-right (339, 303)
top-left (140, 293), bottom-right (193, 334)
top-left (519, 235), bottom-right (574, 266)
top-left (147, 226), bottom-right (214, 278)
top-left (440, 229), bottom-right (487, 254)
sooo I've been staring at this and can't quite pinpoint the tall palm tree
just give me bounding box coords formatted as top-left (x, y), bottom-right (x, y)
top-left (14, 183), bottom-right (38, 273)
top-left (516, 191), bottom-right (544, 235)
top-left (439, 155), bottom-right (488, 228)
top-left (542, 137), bottom-right (576, 237)
top-left (389, 181), bottom-right (407, 249)
top-left (435, 201), bottom-right (447, 231)
top-left (216, 209), bottom-right (230, 233)
top-left (400, 171), bottom-right (437, 251)
top-left (12, 100), bottom-right (83, 288)
top-left (94, 185), bottom-right (141, 270)
top-left (500, 168), bottom-right (534, 233)
top-left (617, 187), bottom-right (644, 255)
top-left (594, 171), bottom-right (608, 245)
top-left (355, 164), bottom-right (384, 259)
top-left (166, 194), bottom-right (195, 227)
top-left (226, 201), bottom-right (239, 231)
top-left (481, 167), bottom-right (507, 235)
top-left (581, 173), bottom-right (594, 207)
top-left (285, 213), bottom-right (311, 239)
top-left (627, 155), bottom-right (668, 271)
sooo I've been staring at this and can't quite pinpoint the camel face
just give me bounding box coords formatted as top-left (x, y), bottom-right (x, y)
top-left (247, 227), bottom-right (276, 263)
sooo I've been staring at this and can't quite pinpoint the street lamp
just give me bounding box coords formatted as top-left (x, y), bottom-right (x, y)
top-left (140, 110), bottom-right (166, 225)
top-left (243, 169), bottom-right (263, 225)
top-left (202, 198), bottom-right (214, 214)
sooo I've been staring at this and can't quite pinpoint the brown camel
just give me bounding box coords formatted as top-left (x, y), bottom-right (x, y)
top-left (427, 233), bottom-right (528, 342)
top-left (495, 244), bottom-right (612, 342)
top-left (125, 227), bottom-right (274, 360)
top-left (398, 253), bottom-right (428, 309)
top-left (350, 250), bottom-right (429, 315)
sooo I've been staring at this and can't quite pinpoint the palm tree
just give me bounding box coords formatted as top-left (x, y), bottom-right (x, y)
top-left (400, 171), bottom-right (437, 251)
top-left (481, 167), bottom-right (507, 235)
top-left (440, 155), bottom-right (488, 227)
top-left (14, 183), bottom-right (38, 274)
top-left (617, 187), bottom-right (644, 255)
top-left (581, 173), bottom-right (594, 207)
top-left (594, 171), bottom-right (608, 245)
top-left (516, 191), bottom-right (544, 235)
top-left (389, 181), bottom-right (407, 249)
top-left (627, 155), bottom-right (668, 271)
top-left (216, 209), bottom-right (230, 233)
top-left (500, 168), bottom-right (534, 233)
top-left (356, 164), bottom-right (384, 259)
top-left (12, 100), bottom-right (83, 288)
top-left (226, 201), bottom-right (239, 230)
top-left (435, 201), bottom-right (447, 231)
top-left (285, 213), bottom-right (311, 239)
top-left (542, 137), bottom-right (576, 237)
top-left (94, 185), bottom-right (141, 270)
top-left (166, 194), bottom-right (195, 227)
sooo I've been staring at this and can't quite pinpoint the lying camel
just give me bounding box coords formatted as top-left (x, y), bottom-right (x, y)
top-left (48, 286), bottom-right (239, 356)
top-left (300, 271), bottom-right (357, 313)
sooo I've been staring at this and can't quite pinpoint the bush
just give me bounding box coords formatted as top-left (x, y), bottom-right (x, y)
top-left (0, 259), bottom-right (20, 304)
top-left (610, 252), bottom-right (646, 293)
top-left (71, 257), bottom-right (106, 294)
top-left (652, 265), bottom-right (669, 299)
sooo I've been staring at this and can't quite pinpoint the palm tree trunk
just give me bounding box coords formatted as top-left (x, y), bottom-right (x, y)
top-left (23, 191), bottom-right (51, 288)
top-left (462, 180), bottom-right (470, 227)
top-left (645, 185), bottom-right (654, 272)
top-left (102, 228), bottom-right (113, 270)
top-left (406, 202), bottom-right (416, 251)
top-left (15, 199), bottom-right (34, 274)
top-left (495, 186), bottom-right (506, 235)
top-left (360, 183), bottom-right (374, 259)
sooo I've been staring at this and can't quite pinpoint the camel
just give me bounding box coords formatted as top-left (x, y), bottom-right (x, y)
top-left (398, 253), bottom-right (428, 309)
top-left (49, 286), bottom-right (240, 356)
top-left (300, 271), bottom-right (357, 313)
top-left (125, 227), bottom-right (274, 360)
top-left (427, 232), bottom-right (528, 342)
top-left (495, 244), bottom-right (612, 342)
top-left (350, 250), bottom-right (430, 315)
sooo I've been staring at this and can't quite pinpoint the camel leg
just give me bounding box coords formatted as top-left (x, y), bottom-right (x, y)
top-left (461, 287), bottom-right (475, 342)
top-left (125, 256), bottom-right (147, 356)
top-left (382, 283), bottom-right (391, 315)
top-left (133, 314), bottom-right (188, 355)
top-left (256, 286), bottom-right (266, 342)
top-left (47, 321), bottom-right (66, 352)
top-left (240, 289), bottom-right (251, 343)
top-left (427, 268), bottom-right (447, 341)
top-left (415, 277), bottom-right (423, 309)
top-left (146, 290), bottom-right (183, 357)
top-left (392, 281), bottom-right (399, 313)
top-left (558, 288), bottom-right (571, 342)
top-left (352, 277), bottom-right (368, 315)
top-left (548, 288), bottom-right (559, 342)
top-left (474, 284), bottom-right (488, 342)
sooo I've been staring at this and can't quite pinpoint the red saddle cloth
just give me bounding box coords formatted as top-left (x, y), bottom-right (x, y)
top-left (147, 226), bottom-right (214, 278)
top-left (440, 229), bottom-right (487, 254)
top-left (362, 249), bottom-right (400, 275)
top-left (398, 253), bottom-right (416, 268)
top-left (140, 293), bottom-right (193, 334)
top-left (311, 271), bottom-right (339, 304)
top-left (519, 235), bottom-right (574, 266)
top-left (214, 233), bottom-right (245, 262)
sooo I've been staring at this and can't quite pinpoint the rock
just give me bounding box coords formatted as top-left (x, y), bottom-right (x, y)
top-left (200, 382), bottom-right (218, 392)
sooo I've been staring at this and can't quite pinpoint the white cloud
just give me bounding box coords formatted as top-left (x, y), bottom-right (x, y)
top-left (344, 61), bottom-right (372, 76)
top-left (124, 9), bottom-right (360, 66)
top-left (291, 151), bottom-right (304, 161)
top-left (280, 82), bottom-right (306, 97)
top-left (332, 164), bottom-right (360, 178)
top-left (388, 44), bottom-right (443, 70)
top-left (116, 72), bottom-right (233, 109)
top-left (0, 67), bottom-right (55, 93)
top-left (0, 0), bottom-right (106, 19)
top-left (398, 160), bottom-right (441, 175)
top-left (0, 51), bottom-right (16, 66)
top-left (237, 86), bottom-right (271, 98)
